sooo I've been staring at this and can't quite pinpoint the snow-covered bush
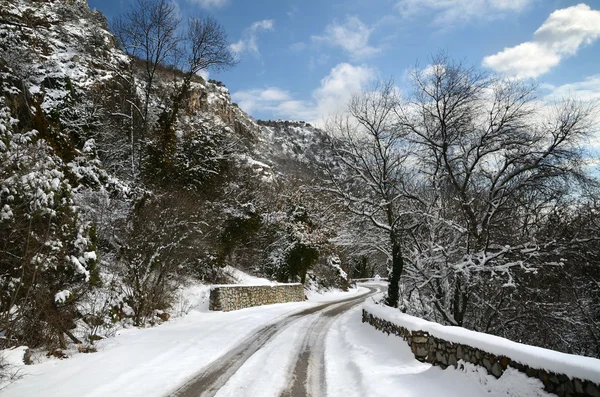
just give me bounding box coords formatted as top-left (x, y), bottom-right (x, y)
top-left (309, 255), bottom-right (349, 291)
top-left (0, 97), bottom-right (99, 349)
top-left (261, 202), bottom-right (328, 283)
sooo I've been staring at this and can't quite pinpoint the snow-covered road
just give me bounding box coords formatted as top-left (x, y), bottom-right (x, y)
top-left (177, 283), bottom-right (550, 397)
top-left (2, 283), bottom-right (549, 396)
top-left (171, 287), bottom-right (381, 397)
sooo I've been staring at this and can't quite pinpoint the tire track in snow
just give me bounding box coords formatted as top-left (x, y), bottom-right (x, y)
top-left (169, 287), bottom-right (377, 397)
top-left (281, 292), bottom-right (381, 397)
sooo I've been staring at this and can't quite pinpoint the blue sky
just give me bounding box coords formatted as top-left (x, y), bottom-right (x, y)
top-left (89, 0), bottom-right (600, 124)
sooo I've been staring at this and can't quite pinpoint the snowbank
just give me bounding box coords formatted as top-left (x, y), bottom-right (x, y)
top-left (222, 265), bottom-right (276, 285)
top-left (327, 306), bottom-right (552, 397)
top-left (363, 299), bottom-right (600, 385)
top-left (1, 346), bottom-right (28, 366)
top-left (306, 285), bottom-right (368, 303)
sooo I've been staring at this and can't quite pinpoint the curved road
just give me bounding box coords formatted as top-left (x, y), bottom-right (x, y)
top-left (170, 286), bottom-right (382, 397)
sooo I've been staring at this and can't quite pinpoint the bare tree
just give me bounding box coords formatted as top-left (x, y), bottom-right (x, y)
top-left (324, 80), bottom-right (412, 307)
top-left (168, 15), bottom-right (236, 116)
top-left (397, 54), bottom-right (596, 327)
top-left (324, 54), bottom-right (597, 344)
top-left (113, 0), bottom-right (180, 129)
top-left (157, 15), bottom-right (237, 166)
top-left (183, 16), bottom-right (236, 83)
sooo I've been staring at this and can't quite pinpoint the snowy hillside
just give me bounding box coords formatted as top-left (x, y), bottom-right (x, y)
top-left (1, 0), bottom-right (127, 109)
top-left (254, 120), bottom-right (333, 174)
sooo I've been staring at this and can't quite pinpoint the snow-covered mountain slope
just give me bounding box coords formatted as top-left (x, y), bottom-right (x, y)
top-left (0, 0), bottom-right (287, 164)
top-left (1, 0), bottom-right (126, 110)
top-left (253, 120), bottom-right (334, 178)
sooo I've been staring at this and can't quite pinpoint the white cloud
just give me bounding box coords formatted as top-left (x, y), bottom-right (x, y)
top-left (312, 16), bottom-right (380, 59)
top-left (230, 20), bottom-right (275, 57)
top-left (231, 63), bottom-right (377, 124)
top-left (397, 0), bottom-right (533, 25)
top-left (533, 4), bottom-right (600, 53)
top-left (483, 4), bottom-right (600, 79)
top-left (232, 88), bottom-right (291, 114)
top-left (482, 42), bottom-right (561, 79)
top-left (251, 20), bottom-right (274, 31)
top-left (308, 54), bottom-right (329, 71)
top-left (197, 69), bottom-right (209, 80)
top-left (287, 5), bottom-right (299, 19)
top-left (312, 63), bottom-right (376, 114)
top-left (187, 0), bottom-right (228, 9)
top-left (543, 74), bottom-right (600, 102)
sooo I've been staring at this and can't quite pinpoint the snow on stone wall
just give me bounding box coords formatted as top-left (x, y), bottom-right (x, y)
top-left (209, 284), bottom-right (305, 312)
top-left (362, 300), bottom-right (600, 397)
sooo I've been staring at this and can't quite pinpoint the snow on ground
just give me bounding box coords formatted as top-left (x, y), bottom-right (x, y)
top-left (1, 303), bottom-right (308, 396)
top-left (1, 283), bottom-right (553, 397)
top-left (306, 285), bottom-right (368, 302)
top-left (172, 282), bottom-right (212, 313)
top-left (222, 265), bottom-right (276, 285)
top-left (325, 306), bottom-right (552, 397)
top-left (1, 282), bottom-right (365, 397)
top-left (171, 267), bottom-right (293, 316)
top-left (363, 297), bottom-right (600, 385)
top-left (1, 346), bottom-right (28, 367)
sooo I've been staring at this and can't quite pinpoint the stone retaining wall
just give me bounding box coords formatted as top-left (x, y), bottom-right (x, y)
top-left (209, 284), bottom-right (305, 312)
top-left (362, 309), bottom-right (600, 397)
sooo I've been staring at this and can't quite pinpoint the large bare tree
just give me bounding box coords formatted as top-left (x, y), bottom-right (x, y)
top-left (113, 0), bottom-right (180, 129)
top-left (158, 15), bottom-right (237, 164)
top-left (324, 81), bottom-right (412, 307)
top-left (325, 55), bottom-right (597, 337)
top-left (396, 54), bottom-right (596, 327)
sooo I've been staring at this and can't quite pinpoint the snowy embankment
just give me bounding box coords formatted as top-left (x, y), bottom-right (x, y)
top-left (0, 279), bottom-right (367, 397)
top-left (326, 306), bottom-right (553, 397)
top-left (221, 265), bottom-right (276, 286)
top-left (363, 297), bottom-right (600, 386)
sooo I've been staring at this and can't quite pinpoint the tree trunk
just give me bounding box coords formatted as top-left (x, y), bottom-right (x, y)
top-left (58, 331), bottom-right (67, 350)
top-left (386, 234), bottom-right (404, 308)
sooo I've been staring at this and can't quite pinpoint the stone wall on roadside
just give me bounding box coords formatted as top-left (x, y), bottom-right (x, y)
top-left (362, 309), bottom-right (600, 397)
top-left (209, 284), bottom-right (305, 312)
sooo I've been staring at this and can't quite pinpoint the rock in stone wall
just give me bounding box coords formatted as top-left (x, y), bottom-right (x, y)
top-left (209, 284), bottom-right (305, 312)
top-left (362, 309), bottom-right (600, 397)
